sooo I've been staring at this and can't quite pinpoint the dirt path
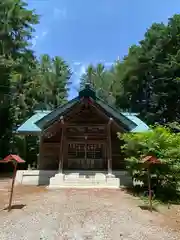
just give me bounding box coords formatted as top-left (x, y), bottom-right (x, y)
top-left (0, 181), bottom-right (180, 239)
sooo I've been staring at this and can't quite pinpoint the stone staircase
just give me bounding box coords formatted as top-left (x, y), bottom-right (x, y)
top-left (48, 172), bottom-right (121, 189)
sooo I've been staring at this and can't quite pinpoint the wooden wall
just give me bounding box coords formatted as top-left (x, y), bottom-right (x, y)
top-left (38, 102), bottom-right (125, 170)
top-left (111, 131), bottom-right (125, 170)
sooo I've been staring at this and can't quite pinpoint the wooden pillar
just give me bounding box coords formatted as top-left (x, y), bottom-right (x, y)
top-left (58, 117), bottom-right (64, 173)
top-left (63, 128), bottom-right (67, 170)
top-left (37, 134), bottom-right (43, 170)
top-left (85, 136), bottom-right (87, 169)
top-left (107, 118), bottom-right (113, 175)
top-left (24, 136), bottom-right (26, 162)
top-left (103, 142), bottom-right (107, 170)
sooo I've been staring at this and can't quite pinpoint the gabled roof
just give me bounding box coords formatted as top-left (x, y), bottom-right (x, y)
top-left (35, 85), bottom-right (137, 131)
top-left (16, 84), bottom-right (150, 134)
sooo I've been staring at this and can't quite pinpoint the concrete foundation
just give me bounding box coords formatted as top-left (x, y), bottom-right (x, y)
top-left (15, 170), bottom-right (132, 188)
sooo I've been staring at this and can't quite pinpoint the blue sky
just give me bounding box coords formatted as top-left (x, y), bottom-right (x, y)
top-left (27, 0), bottom-right (180, 99)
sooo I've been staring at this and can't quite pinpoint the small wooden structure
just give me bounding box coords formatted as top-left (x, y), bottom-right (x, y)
top-left (142, 155), bottom-right (161, 212)
top-left (0, 155), bottom-right (25, 211)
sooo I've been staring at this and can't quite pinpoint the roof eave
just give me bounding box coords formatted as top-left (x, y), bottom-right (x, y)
top-left (16, 130), bottom-right (42, 136)
top-left (95, 99), bottom-right (137, 131)
top-left (35, 98), bottom-right (79, 129)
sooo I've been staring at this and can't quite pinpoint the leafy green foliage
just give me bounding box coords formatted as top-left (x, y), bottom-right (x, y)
top-left (118, 126), bottom-right (180, 201)
top-left (80, 63), bottom-right (116, 105)
top-left (116, 17), bottom-right (180, 125)
top-left (0, 0), bottom-right (71, 168)
top-left (80, 14), bottom-right (180, 125)
top-left (79, 15), bottom-right (180, 201)
top-left (34, 54), bottom-right (71, 110)
top-left (0, 0), bottom-right (39, 158)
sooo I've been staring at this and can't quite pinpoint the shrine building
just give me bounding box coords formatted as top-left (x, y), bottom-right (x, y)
top-left (15, 84), bottom-right (149, 188)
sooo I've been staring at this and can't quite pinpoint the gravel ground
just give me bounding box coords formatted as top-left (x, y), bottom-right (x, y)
top-left (0, 187), bottom-right (180, 240)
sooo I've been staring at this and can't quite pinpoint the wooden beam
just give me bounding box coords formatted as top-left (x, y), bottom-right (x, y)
top-left (64, 101), bottom-right (84, 122)
top-left (58, 117), bottom-right (64, 173)
top-left (67, 139), bottom-right (106, 144)
top-left (67, 124), bottom-right (106, 128)
top-left (43, 119), bottom-right (61, 137)
top-left (107, 118), bottom-right (113, 175)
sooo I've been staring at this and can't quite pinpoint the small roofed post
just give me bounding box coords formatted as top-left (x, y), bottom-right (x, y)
top-left (142, 155), bottom-right (161, 212)
top-left (0, 155), bottom-right (25, 212)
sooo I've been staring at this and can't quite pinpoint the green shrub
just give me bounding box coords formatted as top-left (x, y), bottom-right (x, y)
top-left (118, 125), bottom-right (180, 201)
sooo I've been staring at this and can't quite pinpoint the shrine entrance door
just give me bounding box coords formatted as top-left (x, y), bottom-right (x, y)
top-left (67, 142), bottom-right (106, 170)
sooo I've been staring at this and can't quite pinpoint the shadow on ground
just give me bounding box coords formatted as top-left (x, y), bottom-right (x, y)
top-left (139, 205), bottom-right (158, 212)
top-left (4, 204), bottom-right (26, 211)
top-left (122, 185), bottom-right (180, 205)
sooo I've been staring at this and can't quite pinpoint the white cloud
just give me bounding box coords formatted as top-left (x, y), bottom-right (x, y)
top-left (72, 60), bottom-right (114, 72)
top-left (71, 63), bottom-right (87, 91)
top-left (73, 62), bottom-right (81, 66)
top-left (32, 35), bottom-right (39, 48)
top-left (72, 62), bottom-right (87, 76)
top-left (31, 30), bottom-right (48, 48)
top-left (93, 59), bottom-right (114, 67)
top-left (53, 7), bottom-right (67, 20)
top-left (104, 62), bottom-right (113, 67)
top-left (78, 65), bottom-right (86, 76)
top-left (42, 31), bottom-right (48, 37)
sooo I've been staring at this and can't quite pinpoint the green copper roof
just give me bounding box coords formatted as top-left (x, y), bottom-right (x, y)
top-left (122, 113), bottom-right (150, 132)
top-left (16, 84), bottom-right (150, 134)
top-left (16, 111), bottom-right (51, 135)
top-left (16, 110), bottom-right (150, 134)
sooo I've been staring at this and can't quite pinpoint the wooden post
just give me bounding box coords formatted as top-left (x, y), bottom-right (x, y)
top-left (107, 118), bottom-right (113, 175)
top-left (85, 136), bottom-right (87, 169)
top-left (24, 136), bottom-right (26, 162)
top-left (142, 156), bottom-right (161, 212)
top-left (37, 135), bottom-right (43, 170)
top-left (63, 127), bottom-right (67, 170)
top-left (8, 161), bottom-right (17, 212)
top-left (147, 167), bottom-right (152, 212)
top-left (103, 142), bottom-right (106, 170)
top-left (58, 117), bottom-right (64, 173)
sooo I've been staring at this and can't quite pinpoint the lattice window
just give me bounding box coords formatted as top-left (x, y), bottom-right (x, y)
top-left (68, 143), bottom-right (85, 159)
top-left (87, 144), bottom-right (103, 159)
